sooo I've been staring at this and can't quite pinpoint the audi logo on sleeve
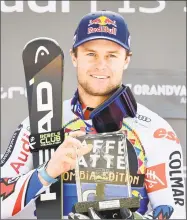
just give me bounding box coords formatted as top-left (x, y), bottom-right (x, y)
top-left (136, 114), bottom-right (151, 122)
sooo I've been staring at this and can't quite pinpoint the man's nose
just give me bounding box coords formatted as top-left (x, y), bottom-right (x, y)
top-left (95, 57), bottom-right (107, 70)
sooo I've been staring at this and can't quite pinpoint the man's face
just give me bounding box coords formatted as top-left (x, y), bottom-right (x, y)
top-left (71, 39), bottom-right (130, 96)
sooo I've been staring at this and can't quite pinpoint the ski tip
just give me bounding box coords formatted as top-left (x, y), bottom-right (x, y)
top-left (23, 37), bottom-right (60, 51)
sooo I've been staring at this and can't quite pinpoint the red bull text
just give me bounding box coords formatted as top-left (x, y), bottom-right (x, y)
top-left (88, 26), bottom-right (117, 35)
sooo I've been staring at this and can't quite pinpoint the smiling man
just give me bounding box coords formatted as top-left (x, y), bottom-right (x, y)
top-left (1, 10), bottom-right (186, 219)
top-left (71, 39), bottom-right (130, 107)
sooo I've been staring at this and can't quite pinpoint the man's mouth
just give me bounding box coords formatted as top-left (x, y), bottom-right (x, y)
top-left (91, 75), bottom-right (109, 79)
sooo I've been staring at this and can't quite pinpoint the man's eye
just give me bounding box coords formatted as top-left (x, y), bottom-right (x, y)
top-left (109, 54), bottom-right (116, 58)
top-left (87, 53), bottom-right (95, 56)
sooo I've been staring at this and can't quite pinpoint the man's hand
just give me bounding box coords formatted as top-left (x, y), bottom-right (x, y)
top-left (38, 130), bottom-right (92, 186)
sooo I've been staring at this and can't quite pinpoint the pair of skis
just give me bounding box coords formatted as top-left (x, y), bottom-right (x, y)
top-left (22, 38), bottom-right (64, 219)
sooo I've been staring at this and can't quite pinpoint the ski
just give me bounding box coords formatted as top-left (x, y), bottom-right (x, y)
top-left (22, 37), bottom-right (64, 219)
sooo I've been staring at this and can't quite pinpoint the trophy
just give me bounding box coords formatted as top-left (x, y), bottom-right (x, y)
top-left (74, 131), bottom-right (140, 214)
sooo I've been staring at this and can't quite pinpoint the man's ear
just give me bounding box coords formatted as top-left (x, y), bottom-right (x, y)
top-left (124, 55), bottom-right (131, 70)
top-left (70, 49), bottom-right (77, 67)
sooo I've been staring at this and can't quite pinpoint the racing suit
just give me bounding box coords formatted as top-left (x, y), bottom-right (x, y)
top-left (0, 96), bottom-right (186, 219)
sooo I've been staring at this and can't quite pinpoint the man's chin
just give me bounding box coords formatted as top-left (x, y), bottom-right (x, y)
top-left (86, 87), bottom-right (116, 97)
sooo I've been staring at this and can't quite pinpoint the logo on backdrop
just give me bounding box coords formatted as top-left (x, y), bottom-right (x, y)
top-left (1, 1), bottom-right (186, 13)
top-left (126, 84), bottom-right (186, 104)
top-left (1, 87), bottom-right (27, 99)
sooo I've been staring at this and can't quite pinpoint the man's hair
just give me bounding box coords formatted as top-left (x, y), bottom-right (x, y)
top-left (72, 47), bottom-right (132, 58)
top-left (72, 47), bottom-right (78, 57)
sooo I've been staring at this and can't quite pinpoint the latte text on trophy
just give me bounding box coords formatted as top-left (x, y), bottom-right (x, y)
top-left (74, 131), bottom-right (140, 213)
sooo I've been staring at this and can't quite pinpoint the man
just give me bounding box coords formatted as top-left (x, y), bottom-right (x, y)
top-left (1, 10), bottom-right (186, 219)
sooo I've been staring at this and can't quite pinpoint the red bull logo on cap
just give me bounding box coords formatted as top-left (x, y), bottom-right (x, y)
top-left (88, 16), bottom-right (117, 27)
top-left (88, 16), bottom-right (117, 36)
top-left (88, 26), bottom-right (117, 36)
